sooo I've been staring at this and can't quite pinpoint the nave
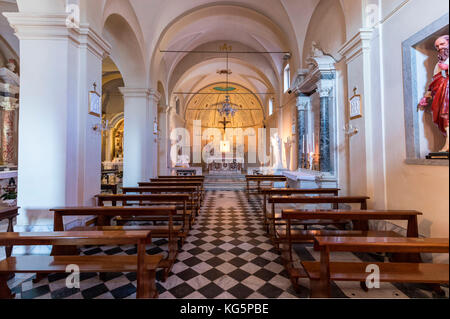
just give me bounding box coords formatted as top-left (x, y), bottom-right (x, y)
top-left (2, 177), bottom-right (446, 299)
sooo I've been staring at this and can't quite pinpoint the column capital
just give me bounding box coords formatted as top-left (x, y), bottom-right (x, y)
top-left (148, 89), bottom-right (161, 104)
top-left (296, 95), bottom-right (310, 111)
top-left (3, 13), bottom-right (111, 59)
top-left (338, 28), bottom-right (374, 64)
top-left (119, 87), bottom-right (151, 98)
top-left (317, 79), bottom-right (334, 98)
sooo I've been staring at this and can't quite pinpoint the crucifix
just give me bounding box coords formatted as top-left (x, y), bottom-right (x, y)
top-left (219, 117), bottom-right (231, 133)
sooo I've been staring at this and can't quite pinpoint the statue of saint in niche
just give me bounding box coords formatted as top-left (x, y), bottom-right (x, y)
top-left (419, 35), bottom-right (449, 153)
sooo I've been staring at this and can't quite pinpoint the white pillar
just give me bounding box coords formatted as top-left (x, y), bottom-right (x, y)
top-left (120, 88), bottom-right (160, 187)
top-left (4, 13), bottom-right (110, 227)
top-left (149, 91), bottom-right (160, 178)
top-left (157, 105), bottom-right (171, 176)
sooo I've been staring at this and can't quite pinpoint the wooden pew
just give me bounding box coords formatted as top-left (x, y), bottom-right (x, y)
top-left (50, 206), bottom-right (177, 281)
top-left (150, 178), bottom-right (205, 202)
top-left (303, 236), bottom-right (449, 298)
top-left (245, 175), bottom-right (287, 196)
top-left (0, 231), bottom-right (162, 299)
top-left (281, 209), bottom-right (424, 291)
top-left (122, 186), bottom-right (200, 217)
top-left (0, 207), bottom-right (19, 259)
top-left (267, 196), bottom-right (370, 245)
top-left (138, 181), bottom-right (204, 205)
top-left (260, 188), bottom-right (340, 230)
top-left (94, 194), bottom-right (192, 243)
top-left (158, 175), bottom-right (205, 180)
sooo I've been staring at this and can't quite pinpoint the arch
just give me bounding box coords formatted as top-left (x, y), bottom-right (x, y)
top-left (102, 13), bottom-right (146, 87)
top-left (157, 81), bottom-right (167, 108)
top-left (184, 82), bottom-right (265, 130)
top-left (150, 4), bottom-right (295, 91)
top-left (302, 0), bottom-right (346, 67)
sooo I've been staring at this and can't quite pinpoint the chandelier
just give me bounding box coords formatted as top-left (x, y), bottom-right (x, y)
top-left (216, 95), bottom-right (238, 117)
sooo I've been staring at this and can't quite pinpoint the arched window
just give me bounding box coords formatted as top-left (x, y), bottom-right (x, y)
top-left (268, 98), bottom-right (274, 116)
top-left (175, 98), bottom-right (180, 115)
top-left (284, 64), bottom-right (290, 93)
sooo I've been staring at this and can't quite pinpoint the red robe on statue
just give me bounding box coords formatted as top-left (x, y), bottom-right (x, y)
top-left (428, 69), bottom-right (449, 135)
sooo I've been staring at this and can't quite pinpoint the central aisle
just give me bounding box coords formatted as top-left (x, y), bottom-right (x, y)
top-left (158, 188), bottom-right (299, 298)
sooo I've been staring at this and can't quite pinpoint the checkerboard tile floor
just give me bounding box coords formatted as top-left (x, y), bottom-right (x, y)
top-left (5, 187), bottom-right (448, 299)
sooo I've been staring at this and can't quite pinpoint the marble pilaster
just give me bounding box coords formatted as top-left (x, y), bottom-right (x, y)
top-left (296, 94), bottom-right (310, 169)
top-left (317, 77), bottom-right (334, 173)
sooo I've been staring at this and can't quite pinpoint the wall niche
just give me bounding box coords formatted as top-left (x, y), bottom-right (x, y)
top-left (402, 13), bottom-right (449, 165)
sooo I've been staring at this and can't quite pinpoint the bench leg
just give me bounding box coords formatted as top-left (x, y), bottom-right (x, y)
top-left (360, 281), bottom-right (369, 292)
top-left (309, 278), bottom-right (331, 298)
top-left (33, 273), bottom-right (48, 284)
top-left (148, 270), bottom-right (158, 299)
top-left (431, 284), bottom-right (446, 297)
top-left (0, 274), bottom-right (14, 299)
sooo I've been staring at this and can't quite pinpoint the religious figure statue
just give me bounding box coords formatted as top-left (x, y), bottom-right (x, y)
top-left (6, 59), bottom-right (17, 73)
top-left (270, 133), bottom-right (283, 170)
top-left (311, 41), bottom-right (324, 57)
top-left (419, 35), bottom-right (449, 153)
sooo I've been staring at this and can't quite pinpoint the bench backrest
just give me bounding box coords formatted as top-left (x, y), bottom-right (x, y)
top-left (122, 186), bottom-right (197, 194)
top-left (0, 231), bottom-right (152, 246)
top-left (95, 194), bottom-right (191, 206)
top-left (314, 236), bottom-right (449, 254)
top-left (158, 176), bottom-right (205, 180)
top-left (270, 195), bottom-right (369, 209)
top-left (139, 181), bottom-right (202, 187)
top-left (281, 209), bottom-right (422, 220)
top-left (261, 188), bottom-right (340, 196)
top-left (246, 176), bottom-right (287, 181)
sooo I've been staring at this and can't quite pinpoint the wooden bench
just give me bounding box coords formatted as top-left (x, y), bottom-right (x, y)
top-left (138, 181), bottom-right (204, 205)
top-left (303, 236), bottom-right (449, 298)
top-left (158, 176), bottom-right (205, 180)
top-left (267, 196), bottom-right (370, 245)
top-left (150, 178), bottom-right (205, 202)
top-left (0, 207), bottom-right (19, 259)
top-left (50, 206), bottom-right (178, 281)
top-left (94, 194), bottom-right (192, 243)
top-left (260, 189), bottom-right (340, 230)
top-left (245, 175), bottom-right (287, 196)
top-left (280, 209), bottom-right (424, 291)
top-left (0, 231), bottom-right (162, 299)
top-left (122, 186), bottom-right (200, 217)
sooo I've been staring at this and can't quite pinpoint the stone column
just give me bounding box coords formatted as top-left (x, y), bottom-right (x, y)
top-left (120, 88), bottom-right (160, 187)
top-left (0, 73), bottom-right (19, 166)
top-left (1, 103), bottom-right (17, 165)
top-left (4, 13), bottom-right (110, 227)
top-left (296, 94), bottom-right (310, 170)
top-left (317, 78), bottom-right (334, 173)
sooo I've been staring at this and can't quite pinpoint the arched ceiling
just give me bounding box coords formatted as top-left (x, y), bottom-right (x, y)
top-left (12, 0), bottom-right (334, 89)
top-left (185, 82), bottom-right (265, 130)
top-left (170, 41), bottom-right (278, 105)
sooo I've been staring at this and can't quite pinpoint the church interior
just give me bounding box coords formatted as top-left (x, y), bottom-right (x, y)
top-left (0, 0), bottom-right (449, 300)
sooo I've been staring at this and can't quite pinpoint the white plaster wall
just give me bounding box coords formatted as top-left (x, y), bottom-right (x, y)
top-left (380, 0), bottom-right (449, 237)
top-left (302, 0), bottom-right (346, 65)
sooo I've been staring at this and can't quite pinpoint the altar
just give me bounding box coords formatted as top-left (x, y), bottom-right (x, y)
top-left (206, 156), bottom-right (244, 174)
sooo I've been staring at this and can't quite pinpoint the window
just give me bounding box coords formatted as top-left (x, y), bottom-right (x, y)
top-left (175, 98), bottom-right (180, 115)
top-left (268, 98), bottom-right (274, 116)
top-left (284, 64), bottom-right (290, 93)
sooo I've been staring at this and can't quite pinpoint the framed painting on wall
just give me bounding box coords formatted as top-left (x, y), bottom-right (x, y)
top-left (349, 87), bottom-right (363, 120)
top-left (89, 90), bottom-right (101, 117)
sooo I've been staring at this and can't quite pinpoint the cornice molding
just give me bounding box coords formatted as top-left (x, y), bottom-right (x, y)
top-left (3, 13), bottom-right (111, 59)
top-left (338, 28), bottom-right (374, 64)
top-left (119, 87), bottom-right (151, 99)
